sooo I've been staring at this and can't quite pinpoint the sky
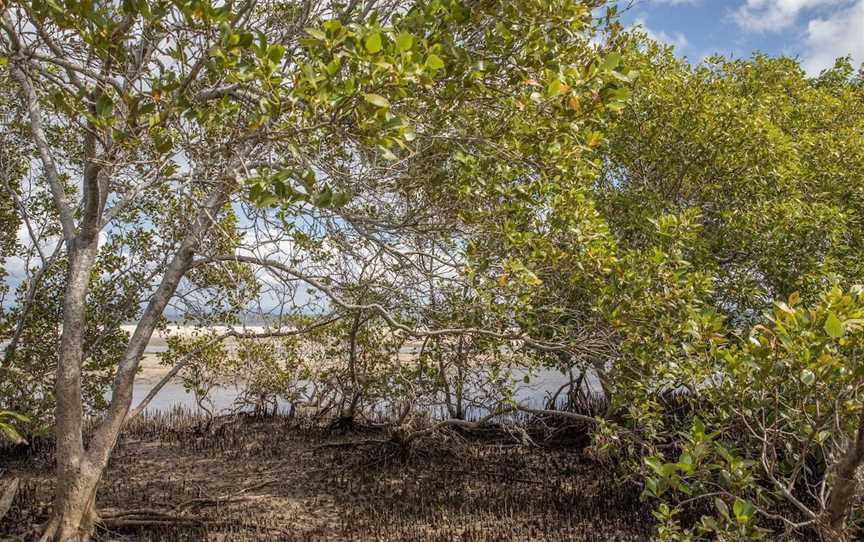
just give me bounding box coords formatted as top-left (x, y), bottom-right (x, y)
top-left (617, 0), bottom-right (864, 74)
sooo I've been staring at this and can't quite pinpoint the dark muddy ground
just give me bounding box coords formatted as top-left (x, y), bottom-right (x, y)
top-left (2, 409), bottom-right (658, 541)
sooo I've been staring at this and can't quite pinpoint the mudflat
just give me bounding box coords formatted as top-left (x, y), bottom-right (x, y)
top-left (1, 411), bottom-right (655, 541)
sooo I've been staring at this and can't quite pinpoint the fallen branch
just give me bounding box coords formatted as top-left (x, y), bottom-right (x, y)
top-left (98, 515), bottom-right (291, 536)
top-left (0, 477), bottom-right (20, 523)
top-left (173, 493), bottom-right (272, 513)
top-left (100, 518), bottom-right (202, 528)
top-left (98, 477), bottom-right (283, 528)
top-left (312, 439), bottom-right (394, 449)
top-left (395, 405), bottom-right (602, 446)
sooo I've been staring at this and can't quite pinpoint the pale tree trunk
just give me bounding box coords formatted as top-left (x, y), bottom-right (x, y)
top-left (6, 8), bottom-right (242, 540)
top-left (332, 311), bottom-right (365, 432)
top-left (45, 239), bottom-right (102, 542)
top-left (817, 414), bottom-right (864, 542)
top-left (12, 58), bottom-right (107, 542)
top-left (344, 312), bottom-right (363, 421)
top-left (38, 185), bottom-right (232, 542)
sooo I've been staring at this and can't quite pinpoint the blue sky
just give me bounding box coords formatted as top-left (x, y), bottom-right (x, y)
top-left (616, 0), bottom-right (864, 74)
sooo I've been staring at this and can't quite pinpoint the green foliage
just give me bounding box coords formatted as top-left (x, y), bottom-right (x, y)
top-left (233, 334), bottom-right (316, 414)
top-left (586, 44), bottom-right (864, 540)
top-left (0, 254), bottom-right (139, 431)
top-left (4, 2), bottom-right (864, 539)
top-left (600, 211), bottom-right (723, 444)
top-left (0, 410), bottom-right (29, 445)
top-left (159, 330), bottom-right (232, 418)
top-left (599, 50), bottom-right (864, 321)
top-left (631, 287), bottom-right (864, 539)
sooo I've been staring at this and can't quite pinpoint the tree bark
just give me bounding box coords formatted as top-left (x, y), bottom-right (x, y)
top-left (817, 413), bottom-right (864, 542)
top-left (44, 238), bottom-right (100, 542)
top-left (11, 53), bottom-right (106, 541)
top-left (38, 183), bottom-right (232, 541)
top-left (345, 311), bottom-right (362, 420)
top-left (6, 10), bottom-right (244, 541)
top-left (39, 465), bottom-right (100, 542)
top-left (0, 477), bottom-right (20, 523)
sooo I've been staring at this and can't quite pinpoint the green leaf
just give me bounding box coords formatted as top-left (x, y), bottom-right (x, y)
top-left (267, 44), bottom-right (285, 63)
top-left (315, 188), bottom-right (333, 207)
top-left (733, 498), bottom-right (754, 524)
top-left (395, 32), bottom-right (414, 52)
top-left (305, 27), bottom-right (326, 40)
top-left (425, 54), bottom-right (445, 72)
top-left (644, 457), bottom-right (664, 476)
top-left (714, 497), bottom-right (730, 519)
top-left (331, 192), bottom-right (351, 208)
top-left (647, 477), bottom-right (661, 496)
top-left (363, 93), bottom-right (390, 108)
top-left (0, 423), bottom-right (26, 445)
top-left (601, 52), bottom-right (621, 71)
top-left (676, 453), bottom-right (694, 473)
top-left (96, 94), bottom-right (114, 117)
top-left (0, 411), bottom-right (30, 423)
top-left (800, 368), bottom-right (816, 386)
top-left (379, 146), bottom-right (398, 161)
top-left (238, 32), bottom-right (254, 48)
top-left (365, 32), bottom-right (382, 54)
top-left (824, 312), bottom-right (844, 339)
top-left (546, 79), bottom-right (563, 97)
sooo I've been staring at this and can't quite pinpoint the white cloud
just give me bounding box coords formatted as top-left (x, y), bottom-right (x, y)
top-left (634, 17), bottom-right (690, 51)
top-left (802, 0), bottom-right (864, 73)
top-left (733, 0), bottom-right (846, 32)
top-left (650, 0), bottom-right (700, 4)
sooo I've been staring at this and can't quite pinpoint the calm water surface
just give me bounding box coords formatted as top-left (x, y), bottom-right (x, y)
top-left (133, 342), bottom-right (600, 415)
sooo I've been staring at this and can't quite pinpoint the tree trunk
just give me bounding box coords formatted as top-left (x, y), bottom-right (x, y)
top-left (454, 336), bottom-right (465, 420)
top-left (817, 525), bottom-right (850, 542)
top-left (345, 311), bottom-right (362, 421)
top-left (817, 414), bottom-right (864, 542)
top-left (40, 464), bottom-right (100, 542)
top-left (0, 477), bottom-right (20, 523)
top-left (39, 184), bottom-right (232, 541)
top-left (9, 23), bottom-right (240, 540)
top-left (12, 57), bottom-right (110, 541)
top-left (43, 234), bottom-right (100, 542)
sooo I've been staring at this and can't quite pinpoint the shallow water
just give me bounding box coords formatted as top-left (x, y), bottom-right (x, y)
top-left (3, 338), bottom-right (599, 416)
top-left (129, 365), bottom-right (601, 415)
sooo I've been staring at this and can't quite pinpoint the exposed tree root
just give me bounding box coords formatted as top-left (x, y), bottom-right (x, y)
top-left (96, 478), bottom-right (284, 532)
top-left (100, 508), bottom-right (201, 528)
top-left (326, 415), bottom-right (358, 435)
top-left (392, 405), bottom-right (603, 447)
top-left (97, 514), bottom-right (290, 537)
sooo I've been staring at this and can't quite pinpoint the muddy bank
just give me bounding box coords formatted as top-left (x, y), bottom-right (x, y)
top-left (1, 410), bottom-right (655, 541)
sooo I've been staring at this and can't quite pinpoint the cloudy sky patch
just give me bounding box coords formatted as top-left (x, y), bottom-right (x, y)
top-left (620, 0), bottom-right (863, 74)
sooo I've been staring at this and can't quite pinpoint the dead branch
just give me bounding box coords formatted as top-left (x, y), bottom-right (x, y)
top-left (0, 477), bottom-right (20, 523)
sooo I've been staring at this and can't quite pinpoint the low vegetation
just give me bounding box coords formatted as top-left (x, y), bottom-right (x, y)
top-left (0, 0), bottom-right (862, 540)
